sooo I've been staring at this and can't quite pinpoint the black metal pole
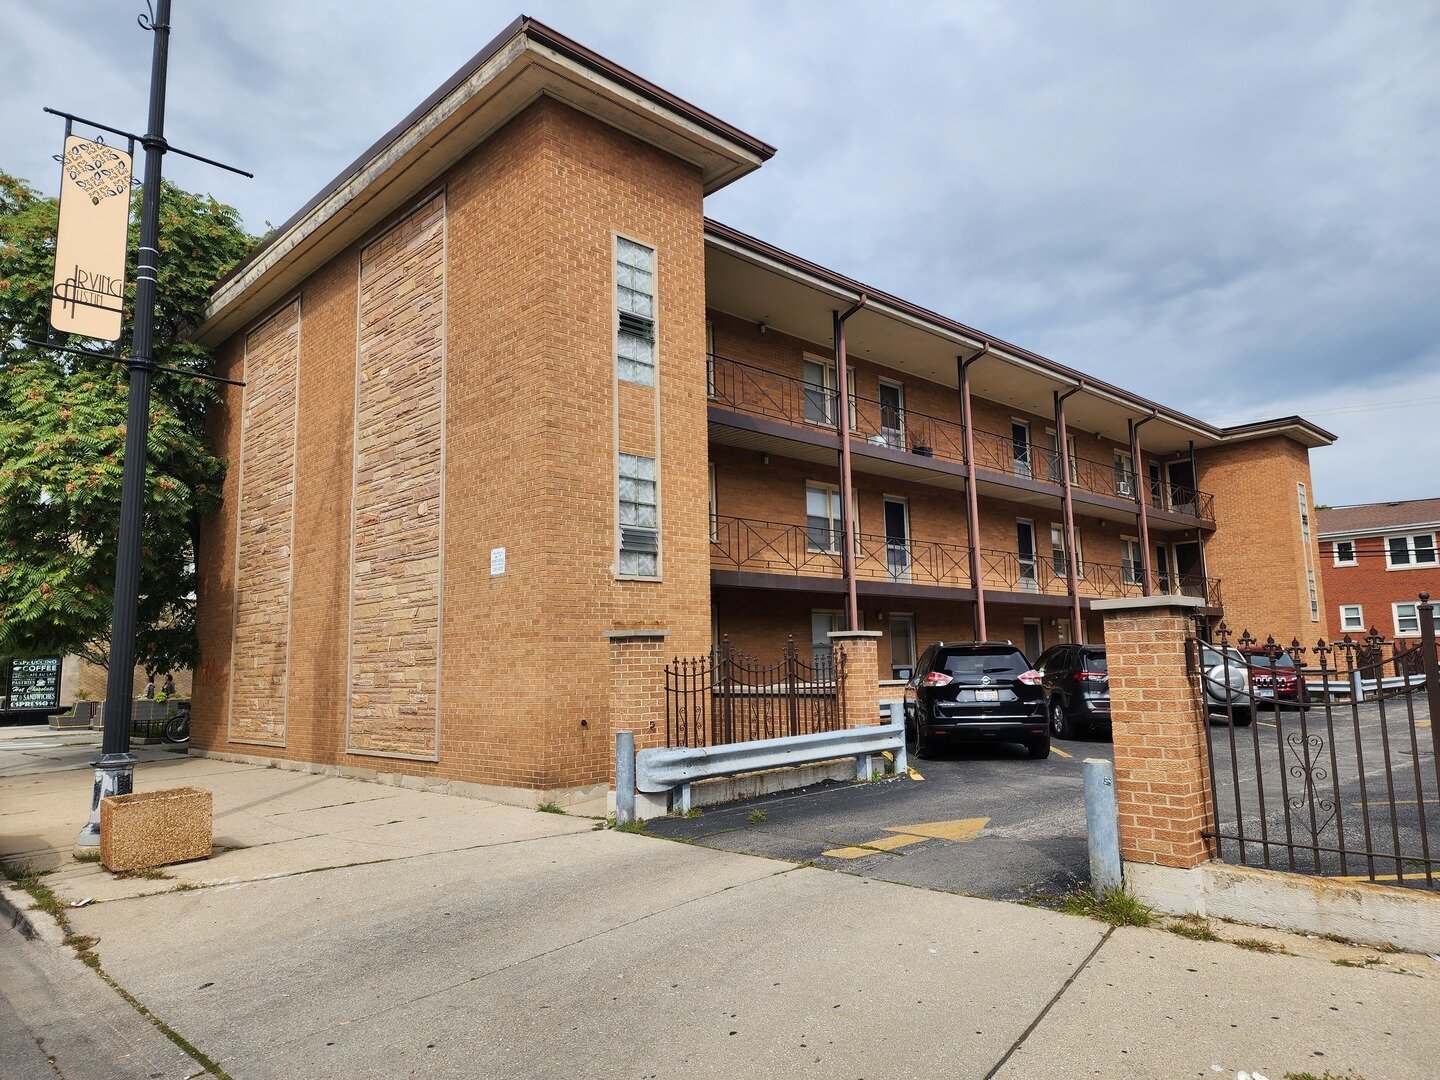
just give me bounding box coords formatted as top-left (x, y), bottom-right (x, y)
top-left (78, 0), bottom-right (171, 847)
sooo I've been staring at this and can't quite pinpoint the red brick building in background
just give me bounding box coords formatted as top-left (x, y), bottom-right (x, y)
top-left (1318, 499), bottom-right (1440, 643)
top-left (187, 16), bottom-right (1337, 807)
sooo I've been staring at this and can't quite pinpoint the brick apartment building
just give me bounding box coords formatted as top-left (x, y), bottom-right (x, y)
top-left (1318, 499), bottom-right (1440, 643)
top-left (189, 16), bottom-right (1334, 805)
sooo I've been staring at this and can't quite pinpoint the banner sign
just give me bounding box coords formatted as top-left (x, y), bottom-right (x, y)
top-left (50, 135), bottom-right (133, 342)
top-left (7, 656), bottom-right (62, 711)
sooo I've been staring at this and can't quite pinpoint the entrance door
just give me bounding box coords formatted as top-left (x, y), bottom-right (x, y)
top-left (1016, 519), bottom-right (1038, 591)
top-left (884, 497), bottom-right (911, 582)
top-left (1011, 421), bottom-right (1031, 478)
top-left (1174, 541), bottom-right (1202, 599)
top-left (1056, 618), bottom-right (1072, 644)
top-left (879, 381), bottom-right (905, 449)
top-left (1167, 460), bottom-right (1198, 516)
top-left (1148, 461), bottom-right (1164, 510)
top-left (1022, 619), bottom-right (1043, 660)
top-left (1153, 543), bottom-right (1172, 592)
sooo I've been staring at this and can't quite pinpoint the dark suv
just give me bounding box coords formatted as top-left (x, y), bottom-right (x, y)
top-left (904, 643), bottom-right (1049, 759)
top-left (1036, 644), bottom-right (1110, 739)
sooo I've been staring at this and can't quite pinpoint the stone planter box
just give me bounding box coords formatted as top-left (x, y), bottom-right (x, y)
top-left (100, 787), bottom-right (213, 873)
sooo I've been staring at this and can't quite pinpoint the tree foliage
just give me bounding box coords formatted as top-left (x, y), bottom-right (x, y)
top-left (0, 167), bottom-right (254, 672)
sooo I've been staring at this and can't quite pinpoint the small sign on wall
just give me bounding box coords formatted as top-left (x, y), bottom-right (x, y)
top-left (490, 547), bottom-right (506, 576)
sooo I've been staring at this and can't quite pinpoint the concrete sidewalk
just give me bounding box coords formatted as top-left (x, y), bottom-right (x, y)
top-left (4, 728), bottom-right (1439, 1078)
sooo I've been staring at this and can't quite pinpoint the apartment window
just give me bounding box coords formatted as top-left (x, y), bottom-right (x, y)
top-left (1051, 524), bottom-right (1084, 578)
top-left (618, 453), bottom-right (659, 577)
top-left (1043, 431), bottom-right (1078, 484)
top-left (803, 359), bottom-right (836, 425)
top-left (1386, 533), bottom-right (1437, 569)
top-left (1114, 452), bottom-right (1136, 497)
top-left (1306, 569), bottom-right (1319, 622)
top-left (811, 610), bottom-right (847, 663)
top-left (1332, 540), bottom-right (1356, 566)
top-left (1392, 602), bottom-right (1440, 638)
top-left (616, 238), bottom-right (656, 386)
top-left (1298, 483), bottom-right (1319, 621)
top-left (1339, 605), bottom-right (1364, 633)
top-left (708, 464), bottom-right (718, 543)
top-left (806, 483), bottom-right (856, 553)
top-left (1121, 537), bottom-right (1143, 586)
top-left (889, 614), bottom-right (916, 680)
top-left (705, 319), bottom-right (715, 397)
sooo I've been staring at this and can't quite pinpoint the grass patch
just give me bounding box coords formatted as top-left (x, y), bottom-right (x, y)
top-left (1232, 937), bottom-right (1288, 954)
top-left (1054, 885), bottom-right (1154, 927)
top-left (680, 807), bottom-right (703, 818)
top-left (169, 882), bottom-right (201, 893)
top-left (3, 864), bottom-right (65, 923)
top-left (1285, 1072), bottom-right (1367, 1080)
top-left (72, 851), bottom-right (102, 864)
top-left (607, 816), bottom-right (648, 834)
top-left (535, 802), bottom-right (565, 815)
top-left (1166, 915), bottom-right (1219, 942)
top-left (747, 810), bottom-right (767, 824)
top-left (1333, 955), bottom-right (1384, 969)
top-left (114, 866), bottom-right (171, 881)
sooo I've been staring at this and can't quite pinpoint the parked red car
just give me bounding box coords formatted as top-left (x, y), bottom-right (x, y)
top-left (1245, 650), bottom-right (1309, 705)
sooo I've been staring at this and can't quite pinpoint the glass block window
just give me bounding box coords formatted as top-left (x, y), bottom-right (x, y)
top-left (616, 238), bottom-right (656, 386)
top-left (618, 453), bottom-right (659, 577)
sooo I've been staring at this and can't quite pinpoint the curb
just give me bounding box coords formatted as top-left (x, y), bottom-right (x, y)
top-left (0, 882), bottom-right (66, 947)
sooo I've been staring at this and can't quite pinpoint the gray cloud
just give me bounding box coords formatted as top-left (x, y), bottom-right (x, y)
top-left (4, 1), bottom-right (1437, 503)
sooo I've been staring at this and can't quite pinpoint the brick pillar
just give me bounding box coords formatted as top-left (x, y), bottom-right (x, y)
top-left (1091, 596), bottom-right (1215, 869)
top-left (829, 630), bottom-right (882, 728)
top-left (605, 630), bottom-right (670, 783)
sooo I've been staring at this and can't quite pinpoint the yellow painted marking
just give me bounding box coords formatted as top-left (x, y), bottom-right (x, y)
top-left (1051, 745), bottom-right (1073, 759)
top-left (822, 834), bottom-right (927, 860)
top-left (906, 767), bottom-right (924, 781)
top-left (880, 750), bottom-right (894, 762)
top-left (882, 817), bottom-right (990, 843)
top-left (1330, 873), bottom-right (1428, 883)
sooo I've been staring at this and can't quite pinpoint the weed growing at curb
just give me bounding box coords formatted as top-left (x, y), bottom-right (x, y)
top-left (1233, 937), bottom-right (1288, 954)
top-left (114, 866), bottom-right (171, 881)
top-left (747, 810), bottom-right (767, 824)
top-left (1166, 915), bottom-right (1219, 942)
top-left (1284, 1071), bottom-right (1367, 1080)
top-left (1333, 956), bottom-right (1384, 969)
top-left (608, 816), bottom-right (647, 834)
top-left (72, 851), bottom-right (101, 864)
top-left (535, 802), bottom-right (565, 815)
top-left (4, 864), bottom-right (65, 923)
top-left (680, 807), bottom-right (703, 818)
top-left (1053, 885), bottom-right (1155, 927)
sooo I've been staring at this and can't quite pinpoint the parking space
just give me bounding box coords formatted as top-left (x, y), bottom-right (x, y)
top-left (646, 734), bottom-right (1110, 900)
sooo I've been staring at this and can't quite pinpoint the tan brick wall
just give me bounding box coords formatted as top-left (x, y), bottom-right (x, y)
top-left (347, 194), bottom-right (446, 759)
top-left (607, 634), bottom-right (668, 782)
top-left (1200, 436), bottom-right (1326, 645)
top-left (227, 300), bottom-right (300, 745)
top-left (1102, 602), bottom-right (1216, 869)
top-left (831, 635), bottom-right (880, 727)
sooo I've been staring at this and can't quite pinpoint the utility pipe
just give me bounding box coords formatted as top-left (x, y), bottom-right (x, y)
top-left (958, 345), bottom-right (989, 640)
top-left (1130, 411), bottom-right (1159, 595)
top-left (1055, 383), bottom-right (1085, 643)
top-left (1190, 438), bottom-right (1211, 603)
top-left (833, 294), bottom-right (868, 631)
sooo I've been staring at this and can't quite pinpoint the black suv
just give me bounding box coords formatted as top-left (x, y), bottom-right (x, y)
top-left (904, 643), bottom-right (1049, 759)
top-left (1035, 644), bottom-right (1110, 740)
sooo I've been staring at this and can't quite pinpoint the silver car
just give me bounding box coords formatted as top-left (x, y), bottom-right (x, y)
top-left (1199, 644), bottom-right (1254, 725)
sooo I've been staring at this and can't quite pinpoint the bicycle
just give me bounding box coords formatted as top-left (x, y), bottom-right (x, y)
top-left (163, 702), bottom-right (191, 744)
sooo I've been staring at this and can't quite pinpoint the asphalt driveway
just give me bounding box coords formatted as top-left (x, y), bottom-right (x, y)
top-left (645, 734), bottom-right (1110, 900)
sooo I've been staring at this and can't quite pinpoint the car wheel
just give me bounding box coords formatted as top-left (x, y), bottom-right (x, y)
top-left (1049, 698), bottom-right (1072, 740)
top-left (912, 723), bottom-right (933, 759)
top-left (1232, 708), bottom-right (1254, 728)
top-left (1026, 734), bottom-right (1051, 760)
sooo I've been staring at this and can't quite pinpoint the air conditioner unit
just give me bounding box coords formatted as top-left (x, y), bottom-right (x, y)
top-left (1116, 480), bottom-right (1133, 497)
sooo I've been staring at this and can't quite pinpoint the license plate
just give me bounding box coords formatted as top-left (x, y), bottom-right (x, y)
top-left (1257, 688), bottom-right (1275, 698)
top-left (976, 689), bottom-right (999, 702)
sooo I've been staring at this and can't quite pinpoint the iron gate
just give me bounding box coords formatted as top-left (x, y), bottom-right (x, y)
top-left (1196, 597), bottom-right (1440, 889)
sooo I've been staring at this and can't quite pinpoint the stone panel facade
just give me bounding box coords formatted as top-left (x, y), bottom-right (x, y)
top-left (347, 195), bottom-right (446, 758)
top-left (227, 301), bottom-right (300, 745)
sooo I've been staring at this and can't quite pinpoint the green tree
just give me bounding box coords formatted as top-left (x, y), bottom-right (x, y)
top-left (0, 167), bottom-right (254, 674)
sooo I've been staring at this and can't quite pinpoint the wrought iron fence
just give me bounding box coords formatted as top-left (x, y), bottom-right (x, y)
top-left (665, 638), bottom-right (846, 749)
top-left (1198, 607), bottom-right (1440, 889)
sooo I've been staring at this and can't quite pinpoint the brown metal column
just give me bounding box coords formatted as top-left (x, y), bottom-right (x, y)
top-left (833, 296), bottom-right (867, 631)
top-left (1055, 384), bottom-right (1084, 642)
top-left (1191, 439), bottom-right (1210, 599)
top-left (959, 347), bottom-right (989, 640)
top-left (1131, 412), bottom-right (1158, 595)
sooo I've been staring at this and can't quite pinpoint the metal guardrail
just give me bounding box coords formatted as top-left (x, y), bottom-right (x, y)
top-left (618, 701), bottom-right (906, 819)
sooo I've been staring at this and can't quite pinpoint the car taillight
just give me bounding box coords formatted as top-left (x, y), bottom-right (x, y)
top-left (1017, 670), bottom-right (1042, 685)
top-left (1073, 671), bottom-right (1106, 681)
top-left (922, 672), bottom-right (952, 687)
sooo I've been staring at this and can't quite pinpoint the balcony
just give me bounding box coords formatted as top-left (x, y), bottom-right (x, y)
top-left (708, 354), bottom-right (1215, 521)
top-left (709, 515), bottom-right (1223, 609)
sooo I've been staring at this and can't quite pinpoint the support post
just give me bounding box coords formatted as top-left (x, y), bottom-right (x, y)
top-left (1083, 757), bottom-right (1122, 893)
top-left (958, 349), bottom-right (988, 639)
top-left (1055, 385), bottom-right (1084, 643)
top-left (79, 0), bottom-right (173, 847)
top-left (833, 296), bottom-right (867, 631)
top-left (1130, 413), bottom-right (1157, 595)
top-left (828, 630), bottom-right (882, 728)
top-left (1418, 594), bottom-right (1440, 797)
top-left (615, 730), bottom-right (636, 826)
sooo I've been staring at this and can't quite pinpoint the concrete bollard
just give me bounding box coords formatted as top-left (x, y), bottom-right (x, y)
top-left (1083, 757), bottom-right (1122, 894)
top-left (615, 730), bottom-right (636, 826)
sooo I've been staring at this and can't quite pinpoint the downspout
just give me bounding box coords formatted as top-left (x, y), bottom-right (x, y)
top-left (1131, 411), bottom-right (1158, 595)
top-left (958, 345), bottom-right (989, 639)
top-left (1055, 383), bottom-right (1084, 643)
top-left (833, 294), bottom-right (868, 631)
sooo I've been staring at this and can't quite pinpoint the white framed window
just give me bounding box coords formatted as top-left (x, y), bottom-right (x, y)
top-left (1306, 569), bottom-right (1319, 622)
top-left (1386, 533), bottom-right (1437, 569)
top-left (1050, 524), bottom-right (1084, 578)
top-left (805, 483), bottom-right (857, 553)
top-left (1332, 539), bottom-right (1356, 566)
top-left (811, 610), bottom-right (849, 663)
top-left (802, 357), bottom-right (854, 428)
top-left (888, 614), bottom-right (916, 679)
top-left (1339, 605), bottom-right (1364, 633)
top-left (616, 237), bottom-right (656, 386)
top-left (1121, 536), bottom-right (1143, 586)
top-left (1298, 482), bottom-right (1319, 621)
top-left (1114, 451), bottom-right (1135, 497)
top-left (705, 319), bottom-right (715, 397)
top-left (1392, 602), bottom-right (1440, 637)
top-left (708, 464), bottom-right (718, 543)
top-left (617, 453), bottom-right (659, 577)
top-left (1043, 429), bottom-right (1078, 484)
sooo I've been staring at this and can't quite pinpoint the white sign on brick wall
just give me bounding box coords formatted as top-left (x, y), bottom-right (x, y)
top-left (490, 547), bottom-right (506, 576)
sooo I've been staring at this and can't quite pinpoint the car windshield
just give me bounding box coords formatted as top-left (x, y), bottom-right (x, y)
top-left (937, 648), bottom-right (1029, 681)
top-left (1246, 652), bottom-right (1296, 668)
top-left (1201, 646), bottom-right (1246, 668)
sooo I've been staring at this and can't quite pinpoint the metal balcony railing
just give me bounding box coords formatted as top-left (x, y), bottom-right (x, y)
top-left (707, 353), bottom-right (1216, 519)
top-left (710, 516), bottom-right (1222, 607)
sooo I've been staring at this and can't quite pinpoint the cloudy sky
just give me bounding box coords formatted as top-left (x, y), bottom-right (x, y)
top-left (5, 2), bottom-right (1438, 505)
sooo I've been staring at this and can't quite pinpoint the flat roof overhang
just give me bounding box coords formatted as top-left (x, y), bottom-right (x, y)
top-left (195, 16), bottom-right (773, 348)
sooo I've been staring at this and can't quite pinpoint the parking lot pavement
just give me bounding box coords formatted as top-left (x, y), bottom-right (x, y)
top-left (645, 735), bottom-right (1112, 900)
